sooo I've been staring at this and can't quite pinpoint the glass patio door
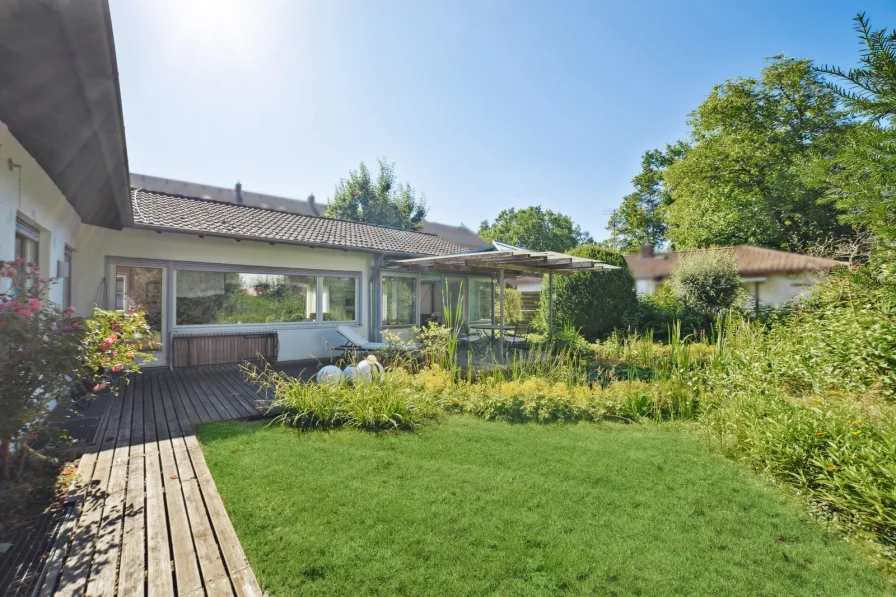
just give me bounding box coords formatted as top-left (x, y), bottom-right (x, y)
top-left (109, 264), bottom-right (167, 366)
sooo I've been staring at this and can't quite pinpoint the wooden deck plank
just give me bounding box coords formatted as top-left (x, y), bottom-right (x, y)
top-left (215, 365), bottom-right (267, 414)
top-left (55, 384), bottom-right (125, 596)
top-left (209, 367), bottom-right (258, 417)
top-left (200, 366), bottom-right (256, 418)
top-left (143, 372), bottom-right (175, 597)
top-left (185, 434), bottom-right (261, 597)
top-left (174, 368), bottom-right (219, 424)
top-left (38, 386), bottom-right (117, 597)
top-left (161, 369), bottom-right (202, 427)
top-left (207, 366), bottom-right (261, 418)
top-left (117, 377), bottom-right (146, 597)
top-left (85, 379), bottom-right (134, 596)
top-left (190, 368), bottom-right (244, 420)
top-left (154, 374), bottom-right (204, 597)
top-left (50, 364), bottom-right (267, 597)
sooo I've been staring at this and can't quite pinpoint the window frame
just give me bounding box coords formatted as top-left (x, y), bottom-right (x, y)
top-left (62, 245), bottom-right (73, 310)
top-left (15, 219), bottom-right (40, 288)
top-left (170, 262), bottom-right (361, 330)
top-left (381, 272), bottom-right (419, 328)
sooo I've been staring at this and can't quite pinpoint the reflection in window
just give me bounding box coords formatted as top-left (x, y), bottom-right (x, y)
top-left (176, 270), bottom-right (316, 325)
top-left (469, 278), bottom-right (493, 324)
top-left (322, 277), bottom-right (357, 322)
top-left (382, 276), bottom-right (416, 326)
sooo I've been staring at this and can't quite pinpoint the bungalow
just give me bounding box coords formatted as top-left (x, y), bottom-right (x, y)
top-left (0, 0), bottom-right (614, 369)
top-left (628, 244), bottom-right (844, 309)
top-left (512, 245), bottom-right (844, 311)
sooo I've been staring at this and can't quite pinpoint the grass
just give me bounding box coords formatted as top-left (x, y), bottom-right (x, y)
top-left (197, 417), bottom-right (891, 596)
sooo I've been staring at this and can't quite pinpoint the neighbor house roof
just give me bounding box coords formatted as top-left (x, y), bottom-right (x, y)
top-left (0, 0), bottom-right (132, 229)
top-left (626, 245), bottom-right (845, 280)
top-left (130, 173), bottom-right (490, 249)
top-left (131, 188), bottom-right (470, 256)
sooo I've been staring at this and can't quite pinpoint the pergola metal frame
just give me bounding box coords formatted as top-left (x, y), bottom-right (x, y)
top-left (385, 242), bottom-right (618, 360)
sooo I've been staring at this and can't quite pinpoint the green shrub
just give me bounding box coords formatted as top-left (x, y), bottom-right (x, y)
top-left (666, 248), bottom-right (745, 318)
top-left (543, 245), bottom-right (636, 341)
top-left (495, 286), bottom-right (522, 323)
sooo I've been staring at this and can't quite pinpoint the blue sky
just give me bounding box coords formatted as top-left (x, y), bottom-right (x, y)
top-left (110, 0), bottom-right (896, 242)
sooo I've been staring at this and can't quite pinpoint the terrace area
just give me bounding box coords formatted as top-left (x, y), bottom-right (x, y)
top-left (34, 363), bottom-right (313, 597)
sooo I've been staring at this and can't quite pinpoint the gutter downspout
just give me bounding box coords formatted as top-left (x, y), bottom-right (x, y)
top-left (370, 253), bottom-right (385, 341)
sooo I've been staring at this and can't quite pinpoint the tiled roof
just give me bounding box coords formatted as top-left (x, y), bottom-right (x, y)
top-left (130, 189), bottom-right (469, 256)
top-left (626, 245), bottom-right (845, 279)
top-left (130, 173), bottom-right (490, 249)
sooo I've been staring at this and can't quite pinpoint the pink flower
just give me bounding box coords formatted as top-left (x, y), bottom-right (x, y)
top-left (27, 298), bottom-right (41, 311)
top-left (92, 383), bottom-right (107, 393)
top-left (104, 337), bottom-right (115, 346)
top-left (19, 309), bottom-right (31, 317)
top-left (111, 363), bottom-right (124, 372)
top-left (109, 333), bottom-right (118, 341)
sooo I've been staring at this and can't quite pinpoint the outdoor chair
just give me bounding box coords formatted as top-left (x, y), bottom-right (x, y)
top-left (458, 325), bottom-right (489, 355)
top-left (503, 320), bottom-right (530, 352)
top-left (333, 325), bottom-right (419, 359)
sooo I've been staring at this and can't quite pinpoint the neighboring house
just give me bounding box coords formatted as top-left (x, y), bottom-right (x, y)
top-left (627, 245), bottom-right (844, 309)
top-left (509, 245), bottom-right (844, 310)
top-left (0, 0), bottom-right (612, 369)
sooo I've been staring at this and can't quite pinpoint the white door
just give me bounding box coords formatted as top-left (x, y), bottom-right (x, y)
top-left (108, 264), bottom-right (168, 367)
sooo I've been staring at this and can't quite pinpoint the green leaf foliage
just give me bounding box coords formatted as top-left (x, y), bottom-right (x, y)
top-left (479, 206), bottom-right (592, 253)
top-left (666, 249), bottom-right (746, 318)
top-left (326, 158), bottom-right (427, 231)
top-left (814, 14), bottom-right (896, 248)
top-left (606, 143), bottom-right (686, 252)
top-left (660, 56), bottom-right (854, 250)
top-left (543, 245), bottom-right (636, 341)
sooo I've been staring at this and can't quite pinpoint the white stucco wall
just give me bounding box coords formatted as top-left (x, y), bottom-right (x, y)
top-left (0, 122), bottom-right (82, 305)
top-left (74, 225), bottom-right (374, 362)
top-left (743, 272), bottom-right (821, 309)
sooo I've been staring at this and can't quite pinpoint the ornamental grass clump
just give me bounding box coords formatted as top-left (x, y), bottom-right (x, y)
top-left (244, 363), bottom-right (439, 431)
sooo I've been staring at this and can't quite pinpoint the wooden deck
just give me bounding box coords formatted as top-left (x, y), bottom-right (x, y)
top-left (37, 362), bottom-right (313, 597)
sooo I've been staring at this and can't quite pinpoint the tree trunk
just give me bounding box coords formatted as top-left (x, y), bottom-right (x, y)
top-left (1, 436), bottom-right (10, 482)
top-left (15, 441), bottom-right (28, 478)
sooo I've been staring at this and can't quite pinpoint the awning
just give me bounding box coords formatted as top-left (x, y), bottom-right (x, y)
top-left (387, 241), bottom-right (620, 276)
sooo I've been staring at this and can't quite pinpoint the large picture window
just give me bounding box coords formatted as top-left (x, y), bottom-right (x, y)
top-left (382, 275), bottom-right (416, 326)
top-left (176, 270), bottom-right (317, 325)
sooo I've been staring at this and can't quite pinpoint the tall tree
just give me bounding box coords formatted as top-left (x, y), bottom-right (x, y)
top-left (607, 143), bottom-right (687, 252)
top-left (814, 13), bottom-right (896, 245)
top-left (326, 159), bottom-right (427, 230)
top-left (663, 56), bottom-right (854, 250)
top-left (479, 206), bottom-right (592, 253)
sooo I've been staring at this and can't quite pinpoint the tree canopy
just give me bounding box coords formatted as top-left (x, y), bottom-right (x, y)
top-left (479, 206), bottom-right (592, 253)
top-left (663, 56), bottom-right (854, 250)
top-left (607, 143), bottom-right (686, 252)
top-left (326, 159), bottom-right (427, 231)
top-left (814, 14), bottom-right (896, 247)
top-left (608, 56), bottom-right (857, 252)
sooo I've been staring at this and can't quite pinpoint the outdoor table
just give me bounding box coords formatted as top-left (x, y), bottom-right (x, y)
top-left (470, 323), bottom-right (516, 359)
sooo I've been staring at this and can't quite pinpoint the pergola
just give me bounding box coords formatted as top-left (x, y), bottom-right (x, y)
top-left (387, 242), bottom-right (618, 359)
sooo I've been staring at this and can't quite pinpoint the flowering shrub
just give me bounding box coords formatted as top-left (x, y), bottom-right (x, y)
top-left (0, 259), bottom-right (83, 480)
top-left (0, 260), bottom-right (152, 480)
top-left (80, 308), bottom-right (154, 393)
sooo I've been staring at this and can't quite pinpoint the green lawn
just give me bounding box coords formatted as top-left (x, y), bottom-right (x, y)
top-left (197, 418), bottom-right (890, 596)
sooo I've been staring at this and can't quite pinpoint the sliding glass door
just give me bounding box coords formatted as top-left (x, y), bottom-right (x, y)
top-left (108, 263), bottom-right (167, 366)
